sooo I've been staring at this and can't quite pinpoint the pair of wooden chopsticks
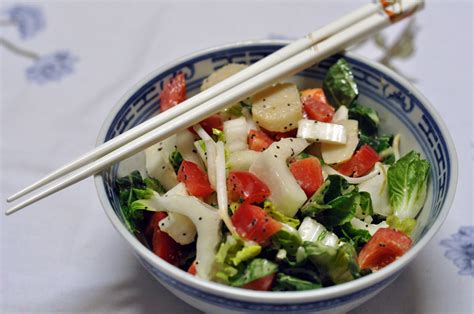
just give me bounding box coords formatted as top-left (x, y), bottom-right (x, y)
top-left (5, 0), bottom-right (424, 215)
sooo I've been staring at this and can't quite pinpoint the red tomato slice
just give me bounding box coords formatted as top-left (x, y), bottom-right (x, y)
top-left (289, 157), bottom-right (324, 197)
top-left (227, 171), bottom-right (271, 204)
top-left (301, 88), bottom-right (334, 122)
top-left (231, 203), bottom-right (282, 244)
top-left (187, 260), bottom-right (197, 275)
top-left (242, 273), bottom-right (276, 291)
top-left (189, 114), bottom-right (223, 136)
top-left (248, 129), bottom-right (274, 152)
top-left (151, 213), bottom-right (184, 266)
top-left (358, 228), bottom-right (412, 271)
top-left (199, 114), bottom-right (223, 134)
top-left (160, 73), bottom-right (186, 112)
top-left (177, 161), bottom-right (214, 197)
top-left (145, 211), bottom-right (168, 238)
top-left (260, 128), bottom-right (297, 141)
top-left (337, 144), bottom-right (380, 177)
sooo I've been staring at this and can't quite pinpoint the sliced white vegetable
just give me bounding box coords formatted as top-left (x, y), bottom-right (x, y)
top-left (297, 119), bottom-right (347, 144)
top-left (298, 217), bottom-right (326, 242)
top-left (321, 119), bottom-right (359, 164)
top-left (201, 63), bottom-right (247, 91)
top-left (298, 217), bottom-right (339, 248)
top-left (157, 195), bottom-right (222, 280)
top-left (194, 140), bottom-right (207, 167)
top-left (321, 232), bottom-right (339, 248)
top-left (227, 150), bottom-right (260, 171)
top-left (322, 167), bottom-right (328, 181)
top-left (176, 130), bottom-right (204, 170)
top-left (358, 162), bottom-right (392, 216)
top-left (145, 136), bottom-right (178, 190)
top-left (392, 134), bottom-right (401, 161)
top-left (276, 249), bottom-right (287, 260)
top-left (250, 138), bottom-right (309, 217)
top-left (332, 105), bottom-right (349, 122)
top-left (193, 124), bottom-right (213, 141)
top-left (166, 182), bottom-right (188, 196)
top-left (158, 183), bottom-right (197, 245)
top-left (296, 246), bottom-right (306, 263)
top-left (251, 83), bottom-right (303, 132)
top-left (242, 107), bottom-right (258, 131)
top-left (350, 217), bottom-right (388, 236)
top-left (205, 139), bottom-right (217, 189)
top-left (223, 116), bottom-right (248, 153)
top-left (160, 214), bottom-right (197, 245)
top-left (138, 183), bottom-right (196, 246)
top-left (322, 164), bottom-right (381, 185)
top-left (216, 141), bottom-right (236, 236)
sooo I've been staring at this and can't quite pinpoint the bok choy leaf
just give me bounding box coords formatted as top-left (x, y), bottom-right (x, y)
top-left (273, 273), bottom-right (322, 291)
top-left (322, 58), bottom-right (358, 108)
top-left (387, 151), bottom-right (430, 220)
top-left (304, 241), bottom-right (360, 284)
top-left (348, 103), bottom-right (380, 135)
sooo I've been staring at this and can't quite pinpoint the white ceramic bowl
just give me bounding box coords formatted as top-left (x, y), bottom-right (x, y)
top-left (94, 40), bottom-right (457, 313)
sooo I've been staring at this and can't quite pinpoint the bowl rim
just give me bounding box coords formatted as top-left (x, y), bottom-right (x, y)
top-left (94, 39), bottom-right (458, 303)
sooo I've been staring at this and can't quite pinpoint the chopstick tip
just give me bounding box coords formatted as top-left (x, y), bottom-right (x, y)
top-left (6, 192), bottom-right (22, 203)
top-left (5, 205), bottom-right (21, 216)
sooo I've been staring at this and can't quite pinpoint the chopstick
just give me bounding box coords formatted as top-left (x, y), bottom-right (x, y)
top-left (5, 2), bottom-right (384, 203)
top-left (5, 0), bottom-right (424, 215)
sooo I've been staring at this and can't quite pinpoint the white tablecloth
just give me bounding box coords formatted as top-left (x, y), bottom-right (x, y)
top-left (1, 1), bottom-right (473, 313)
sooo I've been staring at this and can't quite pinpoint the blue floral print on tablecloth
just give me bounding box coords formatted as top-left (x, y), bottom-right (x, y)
top-left (27, 51), bottom-right (77, 84)
top-left (440, 226), bottom-right (474, 276)
top-left (1, 4), bottom-right (77, 83)
top-left (5, 5), bottom-right (45, 39)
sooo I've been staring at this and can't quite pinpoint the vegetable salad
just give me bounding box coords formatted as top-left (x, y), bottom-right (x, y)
top-left (115, 59), bottom-right (430, 291)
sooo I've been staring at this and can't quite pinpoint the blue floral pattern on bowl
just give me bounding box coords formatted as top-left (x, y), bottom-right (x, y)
top-left (440, 226), bottom-right (474, 276)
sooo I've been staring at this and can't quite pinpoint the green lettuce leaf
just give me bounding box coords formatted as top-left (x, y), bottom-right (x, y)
top-left (300, 180), bottom-right (332, 215)
top-left (214, 235), bottom-right (262, 283)
top-left (359, 134), bottom-right (393, 153)
top-left (144, 177), bottom-right (166, 195)
top-left (115, 171), bottom-right (152, 233)
top-left (263, 200), bottom-right (301, 228)
top-left (387, 151), bottom-right (430, 220)
top-left (212, 128), bottom-right (226, 142)
top-left (304, 241), bottom-right (360, 284)
top-left (273, 273), bottom-right (322, 291)
top-left (224, 103), bottom-right (244, 117)
top-left (349, 103), bottom-right (380, 135)
top-left (382, 153), bottom-right (396, 165)
top-left (232, 246), bottom-right (262, 266)
top-left (323, 58), bottom-right (358, 108)
top-left (230, 258), bottom-right (278, 287)
top-left (169, 150), bottom-right (183, 172)
top-left (271, 224), bottom-right (303, 256)
top-left (355, 191), bottom-right (374, 218)
top-left (334, 222), bottom-right (371, 248)
top-left (319, 193), bottom-right (357, 227)
top-left (386, 215), bottom-right (417, 235)
top-left (300, 175), bottom-right (357, 227)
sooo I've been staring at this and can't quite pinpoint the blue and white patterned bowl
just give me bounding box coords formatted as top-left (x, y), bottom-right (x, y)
top-left (94, 41), bottom-right (457, 313)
